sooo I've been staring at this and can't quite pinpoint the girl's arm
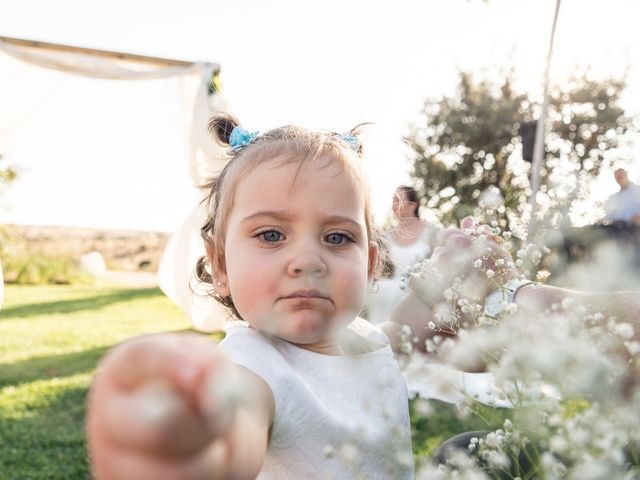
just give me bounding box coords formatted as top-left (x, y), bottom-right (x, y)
top-left (383, 286), bottom-right (640, 355)
top-left (87, 333), bottom-right (273, 480)
top-left (381, 224), bottom-right (640, 355)
top-left (515, 283), bottom-right (640, 324)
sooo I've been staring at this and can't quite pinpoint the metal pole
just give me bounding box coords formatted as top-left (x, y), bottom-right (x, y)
top-left (527, 0), bottom-right (561, 241)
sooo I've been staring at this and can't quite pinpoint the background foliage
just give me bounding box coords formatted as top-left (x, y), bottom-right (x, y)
top-left (406, 70), bottom-right (635, 234)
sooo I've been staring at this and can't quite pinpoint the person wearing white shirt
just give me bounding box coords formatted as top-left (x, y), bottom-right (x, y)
top-left (603, 168), bottom-right (640, 225)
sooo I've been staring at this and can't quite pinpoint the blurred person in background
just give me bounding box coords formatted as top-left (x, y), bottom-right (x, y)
top-left (603, 168), bottom-right (640, 225)
top-left (367, 185), bottom-right (439, 324)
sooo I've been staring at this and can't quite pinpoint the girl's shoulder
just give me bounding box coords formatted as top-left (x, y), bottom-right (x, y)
top-left (220, 321), bottom-right (277, 350)
top-left (218, 322), bottom-right (292, 396)
top-left (219, 321), bottom-right (282, 360)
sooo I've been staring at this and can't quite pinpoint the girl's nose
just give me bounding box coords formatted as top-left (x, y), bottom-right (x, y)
top-left (287, 250), bottom-right (328, 277)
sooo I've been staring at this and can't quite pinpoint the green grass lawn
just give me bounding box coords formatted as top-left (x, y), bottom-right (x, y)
top-left (0, 283), bottom-right (509, 478)
top-left (0, 283), bottom-right (191, 479)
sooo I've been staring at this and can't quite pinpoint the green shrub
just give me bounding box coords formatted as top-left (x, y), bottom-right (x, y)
top-left (2, 253), bottom-right (92, 285)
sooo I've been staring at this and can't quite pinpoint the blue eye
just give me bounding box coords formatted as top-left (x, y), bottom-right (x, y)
top-left (259, 230), bottom-right (284, 243)
top-left (326, 233), bottom-right (351, 245)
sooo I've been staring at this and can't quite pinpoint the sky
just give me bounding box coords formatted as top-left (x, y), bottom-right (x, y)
top-left (1, 0), bottom-right (639, 232)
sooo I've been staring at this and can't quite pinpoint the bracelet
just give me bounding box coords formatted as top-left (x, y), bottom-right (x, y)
top-left (484, 279), bottom-right (533, 318)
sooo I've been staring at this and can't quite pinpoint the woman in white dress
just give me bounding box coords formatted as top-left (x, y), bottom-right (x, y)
top-left (367, 185), bottom-right (438, 324)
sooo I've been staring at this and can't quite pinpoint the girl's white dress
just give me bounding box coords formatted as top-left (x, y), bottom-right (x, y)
top-left (219, 318), bottom-right (414, 479)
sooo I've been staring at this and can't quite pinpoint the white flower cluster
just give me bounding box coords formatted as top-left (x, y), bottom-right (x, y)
top-left (405, 221), bottom-right (640, 477)
top-left (514, 242), bottom-right (551, 277)
top-left (417, 292), bottom-right (640, 477)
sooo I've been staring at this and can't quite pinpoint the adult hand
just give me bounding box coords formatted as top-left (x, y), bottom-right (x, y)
top-left (408, 217), bottom-right (517, 311)
top-left (87, 333), bottom-right (240, 480)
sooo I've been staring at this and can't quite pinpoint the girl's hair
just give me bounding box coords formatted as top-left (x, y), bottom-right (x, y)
top-left (396, 185), bottom-right (421, 218)
top-left (196, 113), bottom-right (382, 318)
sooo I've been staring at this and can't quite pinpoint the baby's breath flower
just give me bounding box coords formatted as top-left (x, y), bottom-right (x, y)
top-left (549, 435), bottom-right (568, 455)
top-left (485, 269), bottom-right (495, 278)
top-left (483, 431), bottom-right (504, 448)
top-left (487, 450), bottom-right (510, 470)
top-left (612, 322), bottom-right (634, 340)
top-left (624, 341), bottom-right (640, 355)
top-left (339, 443), bottom-right (360, 465)
top-left (323, 444), bottom-right (335, 458)
top-left (560, 297), bottom-right (577, 311)
top-left (504, 303), bottom-right (519, 315)
top-left (530, 251), bottom-right (542, 264)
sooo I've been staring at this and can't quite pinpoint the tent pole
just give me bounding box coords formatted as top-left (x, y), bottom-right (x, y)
top-left (526, 0), bottom-right (561, 242)
top-left (0, 35), bottom-right (220, 73)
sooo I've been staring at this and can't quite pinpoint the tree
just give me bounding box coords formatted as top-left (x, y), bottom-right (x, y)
top-left (0, 154), bottom-right (17, 186)
top-left (406, 70), bottom-right (634, 234)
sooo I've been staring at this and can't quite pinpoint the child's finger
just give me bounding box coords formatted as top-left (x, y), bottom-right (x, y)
top-left (88, 334), bottom-right (234, 455)
top-left (93, 379), bottom-right (220, 456)
top-left (459, 216), bottom-right (503, 242)
top-left (92, 434), bottom-right (228, 480)
top-left (100, 334), bottom-right (219, 395)
top-left (430, 230), bottom-right (475, 263)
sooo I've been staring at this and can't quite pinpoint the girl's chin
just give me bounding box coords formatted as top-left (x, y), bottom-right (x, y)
top-left (285, 316), bottom-right (328, 338)
top-left (255, 310), bottom-right (351, 343)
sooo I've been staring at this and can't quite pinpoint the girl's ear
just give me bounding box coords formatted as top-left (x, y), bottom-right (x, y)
top-left (209, 252), bottom-right (231, 297)
top-left (367, 241), bottom-right (379, 281)
top-left (213, 270), bottom-right (231, 297)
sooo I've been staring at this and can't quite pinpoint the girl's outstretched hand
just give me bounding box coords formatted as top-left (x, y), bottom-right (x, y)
top-left (86, 333), bottom-right (267, 480)
top-left (386, 217), bottom-right (518, 359)
top-left (409, 216), bottom-right (516, 307)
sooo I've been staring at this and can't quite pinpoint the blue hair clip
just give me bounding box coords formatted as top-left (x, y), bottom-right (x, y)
top-left (229, 126), bottom-right (259, 151)
top-left (336, 133), bottom-right (361, 153)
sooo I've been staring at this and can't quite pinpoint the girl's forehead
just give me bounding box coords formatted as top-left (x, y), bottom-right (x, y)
top-left (231, 155), bottom-right (366, 213)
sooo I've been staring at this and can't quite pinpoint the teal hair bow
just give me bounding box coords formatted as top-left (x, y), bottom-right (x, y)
top-left (336, 133), bottom-right (361, 153)
top-left (229, 126), bottom-right (259, 151)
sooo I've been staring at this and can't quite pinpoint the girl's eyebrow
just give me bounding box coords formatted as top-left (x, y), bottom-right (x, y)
top-left (241, 210), bottom-right (362, 228)
top-left (241, 210), bottom-right (293, 224)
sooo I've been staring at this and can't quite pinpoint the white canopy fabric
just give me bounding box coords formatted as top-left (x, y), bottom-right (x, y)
top-left (0, 38), bottom-right (229, 184)
top-left (0, 39), bottom-right (203, 80)
top-left (0, 38), bottom-right (230, 330)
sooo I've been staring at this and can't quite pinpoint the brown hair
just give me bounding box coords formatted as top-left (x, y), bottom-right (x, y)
top-left (396, 185), bottom-right (421, 218)
top-left (196, 114), bottom-right (381, 318)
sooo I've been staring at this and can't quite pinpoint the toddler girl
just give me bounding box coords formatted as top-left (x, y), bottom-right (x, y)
top-left (87, 115), bottom-right (413, 479)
